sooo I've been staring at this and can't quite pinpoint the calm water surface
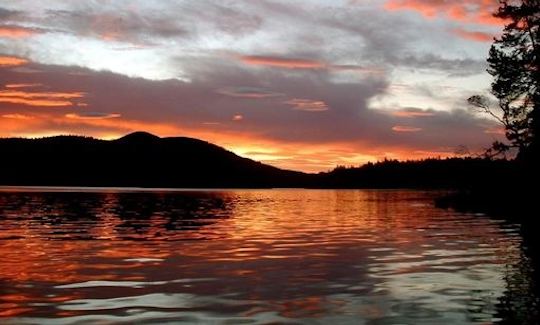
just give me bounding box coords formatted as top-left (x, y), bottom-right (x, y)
top-left (0, 188), bottom-right (538, 324)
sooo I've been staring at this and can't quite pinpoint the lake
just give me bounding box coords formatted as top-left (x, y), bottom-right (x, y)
top-left (0, 188), bottom-right (538, 324)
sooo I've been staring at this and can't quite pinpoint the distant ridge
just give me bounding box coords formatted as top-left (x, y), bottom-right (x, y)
top-left (0, 132), bottom-right (309, 188)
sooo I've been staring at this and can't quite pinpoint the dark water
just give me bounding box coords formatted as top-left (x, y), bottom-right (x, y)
top-left (0, 188), bottom-right (538, 324)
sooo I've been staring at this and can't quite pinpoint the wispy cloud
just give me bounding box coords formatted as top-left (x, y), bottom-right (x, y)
top-left (392, 125), bottom-right (422, 132)
top-left (238, 55), bottom-right (326, 70)
top-left (2, 113), bottom-right (34, 119)
top-left (0, 89), bottom-right (85, 107)
top-left (0, 56), bottom-right (28, 66)
top-left (237, 54), bottom-right (381, 74)
top-left (285, 98), bottom-right (329, 112)
top-left (384, 0), bottom-right (501, 25)
top-left (452, 28), bottom-right (494, 42)
top-left (0, 25), bottom-right (40, 38)
top-left (4, 83), bottom-right (42, 89)
top-left (65, 112), bottom-right (120, 120)
top-left (217, 86), bottom-right (284, 98)
top-left (392, 109), bottom-right (435, 118)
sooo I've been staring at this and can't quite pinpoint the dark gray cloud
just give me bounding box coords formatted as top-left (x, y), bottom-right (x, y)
top-left (395, 54), bottom-right (487, 76)
top-left (0, 7), bottom-right (21, 20)
top-left (217, 86), bottom-right (284, 98)
top-left (45, 9), bottom-right (187, 45)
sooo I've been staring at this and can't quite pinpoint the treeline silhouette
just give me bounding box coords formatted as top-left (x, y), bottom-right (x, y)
top-left (0, 131), bottom-right (517, 190)
top-left (318, 158), bottom-right (515, 189)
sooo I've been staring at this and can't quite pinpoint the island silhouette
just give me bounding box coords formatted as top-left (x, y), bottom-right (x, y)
top-left (0, 131), bottom-right (515, 190)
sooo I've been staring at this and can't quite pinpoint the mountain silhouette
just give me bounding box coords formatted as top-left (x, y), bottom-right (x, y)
top-left (0, 132), bottom-right (310, 188)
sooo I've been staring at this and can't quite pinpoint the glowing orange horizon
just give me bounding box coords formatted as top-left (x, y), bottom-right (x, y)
top-left (0, 115), bottom-right (464, 173)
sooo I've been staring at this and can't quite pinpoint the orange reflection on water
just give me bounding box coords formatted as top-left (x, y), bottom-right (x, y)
top-left (0, 189), bottom-right (530, 323)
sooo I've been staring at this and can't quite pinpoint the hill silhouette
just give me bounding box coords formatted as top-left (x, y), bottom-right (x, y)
top-left (0, 132), bottom-right (310, 188)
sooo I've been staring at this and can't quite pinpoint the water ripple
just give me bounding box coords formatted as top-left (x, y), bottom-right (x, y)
top-left (0, 189), bottom-right (537, 324)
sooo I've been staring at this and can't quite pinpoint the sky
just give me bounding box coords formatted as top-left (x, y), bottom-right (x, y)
top-left (0, 0), bottom-right (505, 172)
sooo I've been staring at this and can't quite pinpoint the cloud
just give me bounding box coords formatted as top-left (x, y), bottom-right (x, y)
top-left (217, 86), bottom-right (284, 98)
top-left (9, 66), bottom-right (42, 73)
top-left (0, 90), bottom-right (84, 99)
top-left (238, 55), bottom-right (326, 70)
top-left (4, 83), bottom-right (42, 89)
top-left (0, 97), bottom-right (72, 107)
top-left (236, 54), bottom-right (382, 75)
top-left (2, 113), bottom-right (33, 119)
top-left (394, 54), bottom-right (486, 76)
top-left (452, 28), bottom-right (494, 42)
top-left (391, 108), bottom-right (435, 118)
top-left (0, 56), bottom-right (28, 66)
top-left (0, 1), bottom-right (491, 81)
top-left (384, 0), bottom-right (501, 25)
top-left (285, 99), bottom-right (329, 112)
top-left (0, 88), bottom-right (85, 107)
top-left (45, 9), bottom-right (187, 45)
top-left (392, 125), bottom-right (423, 132)
top-left (65, 112), bottom-right (120, 120)
top-left (0, 7), bottom-right (21, 20)
top-left (0, 25), bottom-right (40, 38)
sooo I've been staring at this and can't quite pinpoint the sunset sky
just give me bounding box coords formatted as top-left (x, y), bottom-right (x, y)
top-left (0, 0), bottom-right (504, 172)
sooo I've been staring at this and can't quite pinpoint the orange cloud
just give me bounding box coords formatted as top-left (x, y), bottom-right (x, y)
top-left (5, 83), bottom-right (42, 89)
top-left (65, 113), bottom-right (121, 120)
top-left (384, 0), bottom-right (502, 25)
top-left (239, 55), bottom-right (326, 69)
top-left (392, 110), bottom-right (435, 118)
top-left (2, 113), bottom-right (34, 120)
top-left (0, 90), bottom-right (85, 107)
top-left (232, 114), bottom-right (243, 121)
top-left (0, 56), bottom-right (28, 67)
top-left (385, 0), bottom-right (438, 17)
top-left (0, 26), bottom-right (38, 39)
top-left (99, 31), bottom-right (122, 42)
top-left (285, 98), bottom-right (329, 112)
top-left (392, 125), bottom-right (422, 132)
top-left (0, 113), bottom-right (43, 134)
top-left (0, 90), bottom-right (84, 99)
top-left (237, 55), bottom-right (381, 74)
top-left (452, 28), bottom-right (494, 42)
top-left (0, 98), bottom-right (74, 107)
